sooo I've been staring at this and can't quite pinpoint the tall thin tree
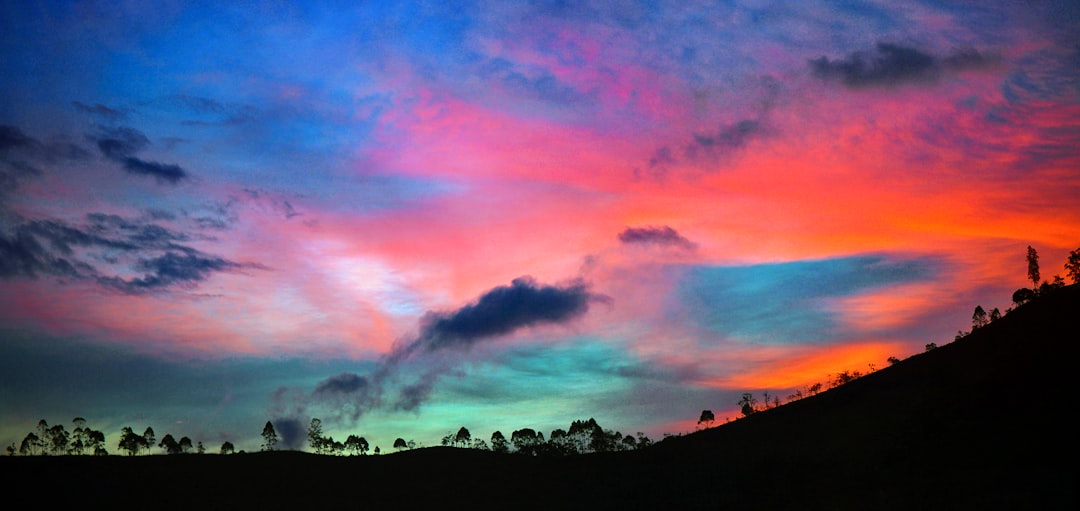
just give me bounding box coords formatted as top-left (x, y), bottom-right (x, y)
top-left (1027, 245), bottom-right (1040, 291)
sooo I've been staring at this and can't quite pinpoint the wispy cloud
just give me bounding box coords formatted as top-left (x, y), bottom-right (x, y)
top-left (618, 226), bottom-right (697, 250)
top-left (810, 43), bottom-right (1001, 89)
top-left (0, 211), bottom-right (261, 294)
top-left (276, 276), bottom-right (606, 423)
top-left (92, 126), bottom-right (189, 184)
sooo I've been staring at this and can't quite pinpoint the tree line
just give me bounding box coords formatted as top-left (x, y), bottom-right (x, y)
top-left (306, 416), bottom-right (654, 457)
top-left (7, 418), bottom-right (107, 456)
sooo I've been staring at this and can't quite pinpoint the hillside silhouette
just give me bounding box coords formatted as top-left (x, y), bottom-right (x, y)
top-left (5, 285), bottom-right (1076, 510)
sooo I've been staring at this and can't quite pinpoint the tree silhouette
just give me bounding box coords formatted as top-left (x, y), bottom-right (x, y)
top-left (70, 418), bottom-right (88, 455)
top-left (393, 438), bottom-right (407, 451)
top-left (989, 307), bottom-right (1001, 322)
top-left (25, 420), bottom-right (50, 455)
top-left (119, 427), bottom-right (147, 456)
top-left (307, 418), bottom-right (325, 454)
top-left (972, 305), bottom-right (988, 329)
top-left (142, 427), bottom-right (156, 453)
top-left (220, 441), bottom-right (235, 455)
top-left (344, 435), bottom-right (369, 455)
top-left (738, 393), bottom-right (757, 417)
top-left (89, 430), bottom-right (107, 455)
top-left (454, 427), bottom-right (471, 448)
top-left (19, 433), bottom-right (40, 456)
top-left (490, 431), bottom-right (509, 454)
top-left (697, 410), bottom-right (715, 429)
top-left (261, 421), bottom-right (278, 451)
top-left (510, 428), bottom-right (539, 455)
top-left (1066, 248), bottom-right (1080, 284)
top-left (1027, 245), bottom-right (1040, 291)
top-left (46, 423), bottom-right (69, 455)
top-left (159, 434), bottom-right (181, 454)
top-left (178, 436), bottom-right (193, 454)
top-left (547, 428), bottom-right (576, 456)
top-left (328, 437), bottom-right (344, 455)
top-left (1012, 288), bottom-right (1035, 307)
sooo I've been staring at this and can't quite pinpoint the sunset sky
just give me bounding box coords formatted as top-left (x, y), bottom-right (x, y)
top-left (2, 1), bottom-right (1078, 453)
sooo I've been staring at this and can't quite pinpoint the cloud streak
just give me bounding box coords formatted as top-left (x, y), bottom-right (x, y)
top-left (93, 126), bottom-right (189, 184)
top-left (810, 43), bottom-right (1001, 89)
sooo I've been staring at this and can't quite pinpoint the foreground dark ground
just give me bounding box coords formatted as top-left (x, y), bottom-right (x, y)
top-left (6, 286), bottom-right (1077, 510)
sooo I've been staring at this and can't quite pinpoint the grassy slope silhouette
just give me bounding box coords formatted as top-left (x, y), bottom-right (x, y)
top-left (5, 286), bottom-right (1077, 510)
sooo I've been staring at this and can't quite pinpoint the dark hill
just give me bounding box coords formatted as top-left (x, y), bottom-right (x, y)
top-left (5, 286), bottom-right (1077, 510)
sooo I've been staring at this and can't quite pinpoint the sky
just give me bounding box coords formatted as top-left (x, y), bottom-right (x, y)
top-left (2, 0), bottom-right (1078, 453)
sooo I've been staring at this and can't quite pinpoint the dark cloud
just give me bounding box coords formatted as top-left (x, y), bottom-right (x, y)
top-left (95, 126), bottom-right (151, 159)
top-left (639, 76), bottom-right (781, 178)
top-left (98, 252), bottom-right (250, 294)
top-left (641, 118), bottom-right (765, 177)
top-left (0, 211), bottom-right (260, 294)
top-left (0, 160), bottom-right (42, 193)
top-left (618, 225), bottom-right (697, 250)
top-left (313, 372), bottom-right (371, 397)
top-left (269, 416), bottom-right (306, 451)
top-left (810, 43), bottom-right (1002, 88)
top-left (120, 157), bottom-right (187, 183)
top-left (92, 126), bottom-right (189, 184)
top-left (279, 277), bottom-right (605, 425)
top-left (409, 276), bottom-right (597, 354)
top-left (685, 119), bottom-right (763, 160)
top-left (1, 125), bottom-right (89, 189)
top-left (0, 227), bottom-right (93, 279)
top-left (392, 372), bottom-right (439, 412)
top-left (0, 125), bottom-right (40, 151)
top-left (72, 101), bottom-right (127, 122)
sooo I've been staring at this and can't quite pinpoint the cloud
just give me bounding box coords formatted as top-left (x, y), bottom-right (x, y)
top-left (1, 125), bottom-right (90, 192)
top-left (97, 251), bottom-right (256, 294)
top-left (675, 255), bottom-right (941, 343)
top-left (618, 225), bottom-right (697, 250)
top-left (72, 101), bottom-right (127, 122)
top-left (0, 125), bottom-right (40, 151)
top-left (0, 212), bottom-right (260, 294)
top-left (282, 276), bottom-right (605, 423)
top-left (313, 372), bottom-right (370, 395)
top-left (119, 157), bottom-right (187, 183)
top-left (410, 276), bottom-right (597, 352)
top-left (689, 120), bottom-right (762, 155)
top-left (640, 75), bottom-right (781, 177)
top-left (93, 126), bottom-right (189, 184)
top-left (0, 160), bottom-right (42, 194)
top-left (810, 43), bottom-right (1001, 88)
top-left (270, 416), bottom-right (307, 450)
